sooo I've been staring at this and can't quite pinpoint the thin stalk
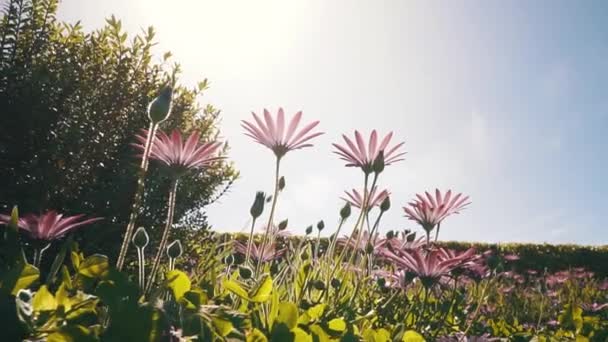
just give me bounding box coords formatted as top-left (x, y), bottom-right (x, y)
top-left (462, 279), bottom-right (490, 338)
top-left (536, 295), bottom-right (545, 331)
top-left (136, 247), bottom-right (145, 290)
top-left (117, 122), bottom-right (158, 270)
top-left (433, 277), bottom-right (459, 339)
top-left (417, 286), bottom-right (430, 330)
top-left (434, 222), bottom-right (441, 242)
top-left (325, 218), bottom-right (345, 264)
top-left (314, 230), bottom-right (321, 260)
top-left (347, 173), bottom-right (377, 267)
top-left (324, 173), bottom-right (371, 301)
top-left (33, 243), bottom-right (51, 268)
top-left (169, 257), bottom-right (176, 271)
top-left (256, 157), bottom-right (281, 275)
top-left (245, 218), bottom-right (257, 265)
top-left (145, 178), bottom-right (179, 294)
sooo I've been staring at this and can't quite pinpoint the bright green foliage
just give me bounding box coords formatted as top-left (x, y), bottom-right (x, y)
top-left (0, 0), bottom-right (237, 260)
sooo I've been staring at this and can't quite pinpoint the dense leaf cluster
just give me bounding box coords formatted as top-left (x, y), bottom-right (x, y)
top-left (0, 0), bottom-right (238, 259)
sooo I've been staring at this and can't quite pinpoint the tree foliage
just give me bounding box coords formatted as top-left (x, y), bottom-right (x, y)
top-left (0, 0), bottom-right (238, 258)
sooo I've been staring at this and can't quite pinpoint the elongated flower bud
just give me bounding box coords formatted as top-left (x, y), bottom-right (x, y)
top-left (365, 242), bottom-right (374, 254)
top-left (250, 191), bottom-right (265, 219)
top-left (278, 219), bottom-right (288, 231)
top-left (339, 202), bottom-right (351, 220)
top-left (380, 195), bottom-right (391, 212)
top-left (148, 85), bottom-right (173, 124)
top-left (239, 265), bottom-right (253, 279)
top-left (316, 220), bottom-right (325, 231)
top-left (406, 232), bottom-right (416, 242)
top-left (132, 227), bottom-right (149, 248)
top-left (166, 240), bottom-right (183, 259)
top-left (372, 150), bottom-right (385, 174)
top-left (278, 176), bottom-right (286, 191)
top-left (305, 225), bottom-right (313, 235)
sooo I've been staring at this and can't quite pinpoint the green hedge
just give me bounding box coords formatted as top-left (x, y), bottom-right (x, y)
top-left (439, 241), bottom-right (608, 278)
top-left (194, 232), bottom-right (608, 278)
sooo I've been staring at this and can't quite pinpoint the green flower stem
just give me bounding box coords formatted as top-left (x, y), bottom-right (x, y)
top-left (347, 173), bottom-right (378, 267)
top-left (434, 222), bottom-right (441, 242)
top-left (32, 242), bottom-right (51, 268)
top-left (314, 229), bottom-right (321, 260)
top-left (145, 178), bottom-right (179, 294)
top-left (136, 246), bottom-right (145, 290)
top-left (256, 157), bottom-right (281, 275)
top-left (323, 174), bottom-right (372, 301)
top-left (462, 278), bottom-right (490, 337)
top-left (116, 122), bottom-right (158, 271)
top-left (245, 217), bottom-right (257, 265)
top-left (432, 276), bottom-right (459, 339)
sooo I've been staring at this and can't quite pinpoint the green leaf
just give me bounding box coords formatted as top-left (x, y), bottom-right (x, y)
top-left (247, 328), bottom-right (268, 342)
top-left (224, 279), bottom-right (250, 301)
top-left (166, 270), bottom-right (191, 300)
top-left (293, 327), bottom-right (312, 342)
top-left (276, 302), bottom-right (298, 330)
top-left (402, 330), bottom-right (425, 342)
top-left (309, 324), bottom-right (331, 342)
top-left (71, 251), bottom-right (81, 270)
top-left (212, 317), bottom-right (233, 337)
top-left (47, 324), bottom-right (97, 342)
top-left (32, 285), bottom-right (57, 311)
top-left (250, 275), bottom-right (273, 302)
top-left (78, 254), bottom-right (109, 278)
top-left (10, 263), bottom-right (39, 295)
top-left (9, 206), bottom-right (19, 230)
top-left (328, 318), bottom-right (346, 332)
top-left (306, 303), bottom-right (326, 321)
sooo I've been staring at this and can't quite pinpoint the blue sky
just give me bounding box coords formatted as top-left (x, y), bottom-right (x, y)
top-left (54, 1), bottom-right (608, 244)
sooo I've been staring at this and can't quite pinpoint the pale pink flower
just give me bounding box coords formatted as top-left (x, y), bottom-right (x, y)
top-left (233, 241), bottom-right (286, 263)
top-left (341, 186), bottom-right (390, 209)
top-left (241, 108), bottom-right (323, 158)
top-left (337, 231), bottom-right (384, 253)
top-left (134, 130), bottom-right (222, 174)
top-left (403, 189), bottom-right (471, 232)
top-left (0, 211), bottom-right (102, 241)
top-left (333, 130), bottom-right (405, 173)
top-left (381, 247), bottom-right (470, 287)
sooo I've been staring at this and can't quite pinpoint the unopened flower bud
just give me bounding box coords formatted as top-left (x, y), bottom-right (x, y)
top-left (316, 220), bottom-right (325, 231)
top-left (166, 240), bottom-right (183, 259)
top-left (340, 202), bottom-right (351, 220)
top-left (148, 85), bottom-right (173, 124)
top-left (312, 280), bottom-right (325, 290)
top-left (278, 176), bottom-right (286, 191)
top-left (406, 232), bottom-right (416, 242)
top-left (377, 277), bottom-right (386, 288)
top-left (278, 219), bottom-right (288, 231)
top-left (365, 243), bottom-right (374, 254)
top-left (372, 150), bottom-right (385, 174)
top-left (223, 254), bottom-right (235, 265)
top-left (386, 230), bottom-right (395, 239)
top-left (404, 271), bottom-right (416, 283)
top-left (380, 196), bottom-right (391, 212)
top-left (331, 278), bottom-right (341, 289)
top-left (305, 225), bottom-right (313, 235)
top-left (239, 265), bottom-right (253, 279)
top-left (132, 227), bottom-right (149, 249)
top-left (250, 191), bottom-right (265, 219)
